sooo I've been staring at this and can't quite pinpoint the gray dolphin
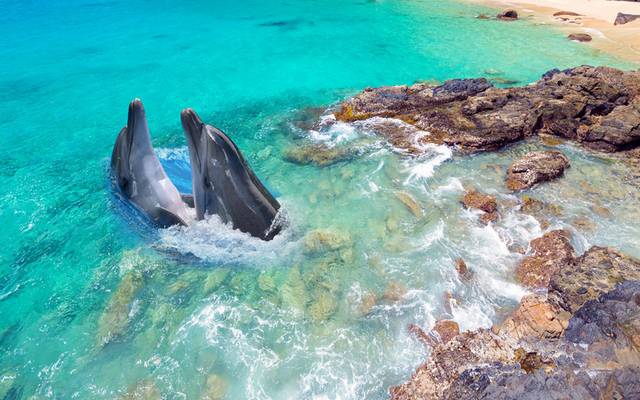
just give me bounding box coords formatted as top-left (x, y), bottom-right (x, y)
top-left (111, 99), bottom-right (191, 228)
top-left (181, 108), bottom-right (281, 240)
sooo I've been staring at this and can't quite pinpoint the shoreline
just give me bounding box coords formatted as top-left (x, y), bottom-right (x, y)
top-left (466, 0), bottom-right (640, 64)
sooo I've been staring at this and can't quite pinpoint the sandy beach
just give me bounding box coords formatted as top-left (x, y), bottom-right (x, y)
top-left (468, 0), bottom-right (640, 63)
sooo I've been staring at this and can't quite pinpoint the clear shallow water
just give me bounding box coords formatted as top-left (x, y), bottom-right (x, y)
top-left (0, 0), bottom-right (638, 398)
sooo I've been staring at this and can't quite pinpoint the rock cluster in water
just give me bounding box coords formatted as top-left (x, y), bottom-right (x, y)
top-left (329, 65), bottom-right (640, 399)
top-left (391, 236), bottom-right (640, 399)
top-left (335, 66), bottom-right (640, 155)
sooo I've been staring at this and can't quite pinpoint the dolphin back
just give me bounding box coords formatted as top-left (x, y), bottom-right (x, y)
top-left (181, 109), bottom-right (281, 240)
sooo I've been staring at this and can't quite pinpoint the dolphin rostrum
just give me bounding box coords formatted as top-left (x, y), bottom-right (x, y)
top-left (111, 99), bottom-right (190, 228)
top-left (181, 108), bottom-right (282, 240)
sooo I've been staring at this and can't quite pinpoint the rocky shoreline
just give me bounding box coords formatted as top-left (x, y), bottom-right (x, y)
top-left (327, 66), bottom-right (640, 399)
top-left (335, 66), bottom-right (640, 155)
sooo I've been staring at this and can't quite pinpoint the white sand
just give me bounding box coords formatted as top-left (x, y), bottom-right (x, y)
top-left (467, 0), bottom-right (640, 63)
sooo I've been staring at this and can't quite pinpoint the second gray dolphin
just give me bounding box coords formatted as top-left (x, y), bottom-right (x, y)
top-left (181, 109), bottom-right (281, 240)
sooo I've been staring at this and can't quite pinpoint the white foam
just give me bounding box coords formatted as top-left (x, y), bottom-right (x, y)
top-left (451, 303), bottom-right (493, 331)
top-left (403, 144), bottom-right (452, 184)
top-left (307, 118), bottom-right (358, 145)
top-left (156, 211), bottom-right (298, 265)
top-left (435, 177), bottom-right (465, 194)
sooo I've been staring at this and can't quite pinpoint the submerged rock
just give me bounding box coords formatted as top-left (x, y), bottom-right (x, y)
top-left (282, 143), bottom-right (351, 166)
top-left (357, 291), bottom-right (378, 316)
top-left (280, 266), bottom-right (306, 314)
top-left (97, 271), bottom-right (143, 346)
top-left (515, 229), bottom-right (574, 288)
top-left (307, 288), bottom-right (338, 321)
top-left (202, 374), bottom-right (229, 400)
top-left (303, 228), bottom-right (352, 253)
top-left (506, 150), bottom-right (570, 191)
top-left (335, 66), bottom-right (640, 154)
top-left (519, 195), bottom-right (563, 229)
top-left (203, 268), bottom-right (230, 294)
top-left (119, 380), bottom-right (161, 400)
top-left (0, 371), bottom-right (17, 400)
top-left (395, 191), bottom-right (423, 218)
top-left (383, 281), bottom-right (407, 302)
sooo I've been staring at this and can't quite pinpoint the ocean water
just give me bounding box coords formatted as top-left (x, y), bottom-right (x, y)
top-left (0, 0), bottom-right (638, 398)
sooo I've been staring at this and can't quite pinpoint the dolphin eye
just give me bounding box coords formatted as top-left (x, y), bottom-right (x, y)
top-left (203, 176), bottom-right (210, 187)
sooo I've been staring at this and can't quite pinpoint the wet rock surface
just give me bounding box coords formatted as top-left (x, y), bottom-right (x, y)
top-left (390, 233), bottom-right (640, 399)
top-left (515, 229), bottom-right (574, 288)
top-left (498, 294), bottom-right (569, 340)
top-left (506, 150), bottom-right (570, 191)
top-left (549, 246), bottom-right (640, 313)
top-left (335, 66), bottom-right (640, 154)
top-left (460, 189), bottom-right (499, 223)
top-left (392, 282), bottom-right (640, 399)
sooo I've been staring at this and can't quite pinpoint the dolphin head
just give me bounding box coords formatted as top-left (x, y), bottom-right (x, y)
top-left (111, 99), bottom-right (190, 227)
top-left (111, 98), bottom-right (149, 197)
top-left (181, 108), bottom-right (211, 220)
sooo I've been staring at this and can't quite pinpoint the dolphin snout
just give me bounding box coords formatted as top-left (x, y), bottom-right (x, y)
top-left (181, 108), bottom-right (206, 171)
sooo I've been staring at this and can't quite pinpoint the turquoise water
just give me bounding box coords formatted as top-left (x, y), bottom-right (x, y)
top-left (0, 0), bottom-right (637, 398)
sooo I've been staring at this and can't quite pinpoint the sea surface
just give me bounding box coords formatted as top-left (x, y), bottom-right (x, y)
top-left (0, 0), bottom-right (638, 398)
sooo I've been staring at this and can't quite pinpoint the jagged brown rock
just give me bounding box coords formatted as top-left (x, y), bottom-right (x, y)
top-left (460, 189), bottom-right (499, 223)
top-left (497, 10), bottom-right (518, 20)
top-left (432, 320), bottom-right (460, 344)
top-left (391, 234), bottom-right (640, 399)
top-left (506, 151), bottom-right (570, 191)
top-left (335, 66), bottom-right (640, 154)
top-left (498, 294), bottom-right (570, 340)
top-left (568, 33), bottom-right (592, 42)
top-left (391, 281), bottom-right (640, 399)
top-left (614, 12), bottom-right (640, 26)
top-left (515, 229), bottom-right (574, 288)
top-left (549, 246), bottom-right (640, 313)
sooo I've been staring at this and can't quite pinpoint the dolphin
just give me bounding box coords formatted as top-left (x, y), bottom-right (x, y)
top-left (180, 108), bottom-right (282, 240)
top-left (111, 99), bottom-right (191, 228)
